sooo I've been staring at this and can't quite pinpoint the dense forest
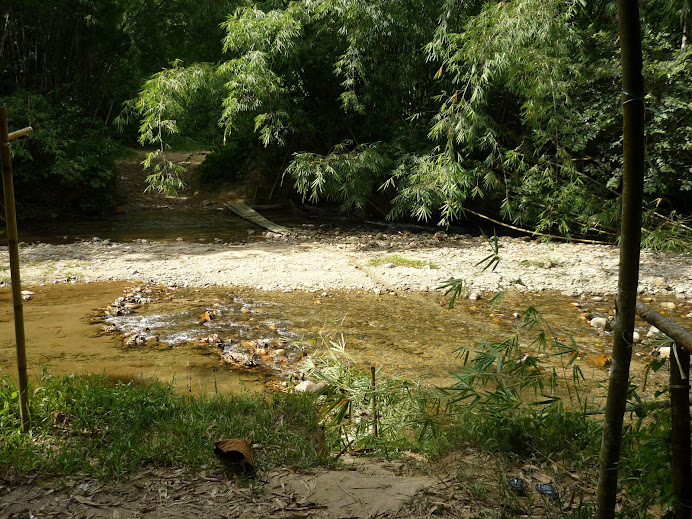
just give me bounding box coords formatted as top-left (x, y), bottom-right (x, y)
top-left (1, 0), bottom-right (690, 248)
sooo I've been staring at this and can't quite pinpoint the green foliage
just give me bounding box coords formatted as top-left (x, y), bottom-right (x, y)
top-left (2, 0), bottom-right (241, 214)
top-left (120, 0), bottom-right (691, 246)
top-left (0, 373), bottom-right (327, 479)
top-left (302, 336), bottom-right (441, 454)
top-left (288, 142), bottom-right (394, 212)
top-left (3, 93), bottom-right (121, 214)
top-left (196, 142), bottom-right (252, 186)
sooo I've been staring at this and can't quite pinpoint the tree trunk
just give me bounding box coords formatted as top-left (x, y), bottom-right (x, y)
top-left (595, 1), bottom-right (646, 517)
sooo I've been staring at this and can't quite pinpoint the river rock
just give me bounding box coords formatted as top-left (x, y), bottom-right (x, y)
top-left (632, 331), bottom-right (641, 343)
top-left (590, 317), bottom-right (610, 330)
top-left (647, 325), bottom-right (660, 337)
top-left (653, 277), bottom-right (669, 289)
top-left (661, 301), bottom-right (676, 309)
top-left (295, 380), bottom-right (327, 393)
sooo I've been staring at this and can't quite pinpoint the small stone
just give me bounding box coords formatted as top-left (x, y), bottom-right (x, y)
top-left (647, 325), bottom-right (660, 338)
top-left (248, 230), bottom-right (256, 235)
top-left (469, 292), bottom-right (480, 301)
top-left (373, 288), bottom-right (382, 296)
top-left (590, 317), bottom-right (610, 330)
top-left (632, 331), bottom-right (641, 343)
top-left (382, 263), bottom-right (395, 269)
top-left (653, 277), bottom-right (669, 289)
top-left (661, 301), bottom-right (676, 309)
top-left (295, 380), bottom-right (327, 393)
top-left (375, 232), bottom-right (385, 240)
top-left (176, 237), bottom-right (184, 242)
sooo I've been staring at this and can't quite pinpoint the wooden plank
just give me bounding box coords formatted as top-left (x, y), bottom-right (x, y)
top-left (225, 201), bottom-right (291, 234)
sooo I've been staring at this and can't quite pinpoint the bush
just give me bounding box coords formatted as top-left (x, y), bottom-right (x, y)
top-left (3, 92), bottom-right (121, 216)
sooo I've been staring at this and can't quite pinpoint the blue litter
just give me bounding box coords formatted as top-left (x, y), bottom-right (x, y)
top-left (535, 483), bottom-right (559, 501)
top-left (508, 477), bottom-right (526, 495)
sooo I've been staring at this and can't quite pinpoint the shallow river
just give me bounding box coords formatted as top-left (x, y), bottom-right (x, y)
top-left (1, 209), bottom-right (686, 401)
top-left (1, 280), bottom-right (682, 404)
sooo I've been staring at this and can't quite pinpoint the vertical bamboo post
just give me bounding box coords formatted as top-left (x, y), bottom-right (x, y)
top-left (370, 366), bottom-right (378, 439)
top-left (671, 344), bottom-right (692, 519)
top-left (595, 1), bottom-right (645, 517)
top-left (0, 105), bottom-right (31, 433)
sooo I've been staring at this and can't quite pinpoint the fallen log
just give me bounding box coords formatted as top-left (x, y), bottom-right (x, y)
top-left (225, 201), bottom-right (291, 234)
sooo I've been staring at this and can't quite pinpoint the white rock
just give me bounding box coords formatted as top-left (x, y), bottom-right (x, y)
top-left (661, 301), bottom-right (676, 309)
top-left (632, 331), bottom-right (641, 343)
top-left (590, 317), bottom-right (609, 330)
top-left (469, 292), bottom-right (480, 301)
top-left (647, 325), bottom-right (660, 338)
top-left (295, 380), bottom-right (327, 393)
top-left (382, 263), bottom-right (395, 269)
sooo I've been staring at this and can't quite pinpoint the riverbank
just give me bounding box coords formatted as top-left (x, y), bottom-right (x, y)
top-left (3, 226), bottom-right (692, 300)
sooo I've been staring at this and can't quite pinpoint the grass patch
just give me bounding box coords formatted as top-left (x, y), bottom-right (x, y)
top-left (368, 254), bottom-right (439, 269)
top-left (519, 257), bottom-right (561, 268)
top-left (0, 373), bottom-right (328, 480)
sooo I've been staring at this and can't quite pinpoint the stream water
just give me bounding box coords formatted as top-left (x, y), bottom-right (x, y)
top-left (1, 209), bottom-right (686, 400)
top-left (1, 280), bottom-right (683, 402)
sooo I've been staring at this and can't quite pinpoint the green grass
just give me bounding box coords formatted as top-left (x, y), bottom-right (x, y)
top-left (0, 373), bottom-right (328, 480)
top-left (519, 257), bottom-right (561, 268)
top-left (368, 254), bottom-right (439, 269)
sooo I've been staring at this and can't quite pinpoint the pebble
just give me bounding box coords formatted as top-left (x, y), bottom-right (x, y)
top-left (590, 317), bottom-right (610, 330)
top-left (4, 229), bottom-right (692, 298)
top-left (382, 263), bottom-right (395, 269)
top-left (468, 292), bottom-right (480, 301)
top-left (294, 380), bottom-right (327, 393)
top-left (632, 331), bottom-right (641, 343)
top-left (653, 277), bottom-right (669, 289)
top-left (647, 325), bottom-right (660, 338)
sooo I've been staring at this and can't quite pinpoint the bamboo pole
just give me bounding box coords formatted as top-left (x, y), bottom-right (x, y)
top-left (595, 0), bottom-right (646, 516)
top-left (636, 302), bottom-right (692, 354)
top-left (634, 300), bottom-right (692, 519)
top-left (670, 345), bottom-right (692, 519)
top-left (370, 366), bottom-right (378, 439)
top-left (0, 105), bottom-right (31, 433)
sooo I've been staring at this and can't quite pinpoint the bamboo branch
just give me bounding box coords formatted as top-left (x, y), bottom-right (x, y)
top-left (462, 207), bottom-right (612, 245)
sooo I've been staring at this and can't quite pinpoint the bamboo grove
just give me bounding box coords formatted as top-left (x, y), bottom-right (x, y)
top-left (2, 0), bottom-right (691, 247)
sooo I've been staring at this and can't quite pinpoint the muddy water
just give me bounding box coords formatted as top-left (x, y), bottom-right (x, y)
top-left (0, 283), bottom-right (265, 395)
top-left (3, 209), bottom-right (260, 245)
top-left (3, 281), bottom-right (683, 402)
